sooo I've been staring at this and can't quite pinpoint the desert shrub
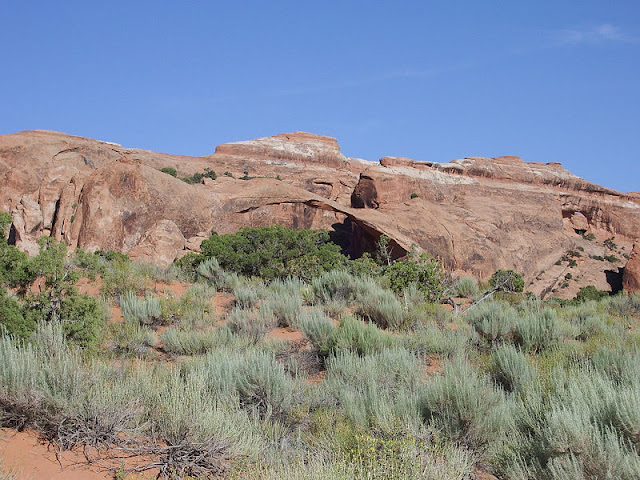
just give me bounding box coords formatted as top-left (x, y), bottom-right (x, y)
top-left (58, 292), bottom-right (106, 350)
top-left (382, 253), bottom-right (446, 302)
top-left (263, 278), bottom-right (304, 328)
top-left (605, 254), bottom-right (620, 263)
top-left (490, 269), bottom-right (525, 293)
top-left (227, 306), bottom-right (277, 344)
top-left (160, 166), bottom-right (177, 177)
top-left (576, 285), bottom-right (609, 302)
top-left (162, 328), bottom-right (226, 356)
top-left (420, 358), bottom-right (510, 449)
top-left (120, 291), bottom-right (161, 325)
top-left (589, 346), bottom-right (640, 385)
top-left (347, 252), bottom-right (384, 278)
top-left (358, 288), bottom-right (409, 330)
top-left (312, 270), bottom-right (368, 304)
top-left (401, 282), bottom-right (425, 309)
top-left (196, 257), bottom-right (231, 289)
top-left (323, 348), bottom-right (422, 430)
top-left (200, 226), bottom-right (347, 281)
top-left (402, 322), bottom-right (471, 357)
top-left (233, 285), bottom-right (261, 309)
top-left (513, 308), bottom-right (562, 352)
top-left (607, 293), bottom-right (640, 317)
top-left (453, 276), bottom-right (479, 298)
top-left (497, 368), bottom-right (640, 480)
top-left (70, 248), bottom-right (107, 279)
top-left (604, 237), bottom-right (618, 250)
top-left (329, 314), bottom-right (395, 356)
top-left (466, 301), bottom-right (518, 344)
top-left (490, 344), bottom-right (537, 393)
top-left (111, 320), bottom-right (157, 357)
top-left (150, 368), bottom-right (262, 477)
top-left (298, 308), bottom-right (336, 356)
top-left (160, 285), bottom-right (216, 329)
top-left (194, 349), bottom-right (294, 418)
top-left (100, 257), bottom-right (149, 297)
top-left (265, 293), bottom-right (302, 328)
top-left (0, 289), bottom-right (33, 339)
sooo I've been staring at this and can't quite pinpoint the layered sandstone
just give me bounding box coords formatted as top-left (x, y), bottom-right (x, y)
top-left (1, 129), bottom-right (638, 296)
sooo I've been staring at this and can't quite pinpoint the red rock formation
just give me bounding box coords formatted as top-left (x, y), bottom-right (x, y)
top-left (1, 129), bottom-right (639, 296)
top-left (623, 243), bottom-right (640, 293)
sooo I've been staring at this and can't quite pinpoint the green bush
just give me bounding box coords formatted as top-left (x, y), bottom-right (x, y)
top-left (200, 226), bottom-right (347, 281)
top-left (382, 253), bottom-right (445, 302)
top-left (490, 269), bottom-right (525, 293)
top-left (160, 167), bottom-right (177, 177)
top-left (576, 285), bottom-right (609, 302)
top-left (58, 293), bottom-right (106, 349)
top-left (0, 289), bottom-right (33, 339)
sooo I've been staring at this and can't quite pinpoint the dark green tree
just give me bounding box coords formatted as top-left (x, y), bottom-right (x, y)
top-left (200, 226), bottom-right (347, 281)
top-left (490, 270), bottom-right (525, 293)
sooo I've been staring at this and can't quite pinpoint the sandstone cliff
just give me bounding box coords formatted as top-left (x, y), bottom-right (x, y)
top-left (1, 129), bottom-right (638, 297)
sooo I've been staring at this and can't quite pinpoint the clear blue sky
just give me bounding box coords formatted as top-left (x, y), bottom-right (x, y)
top-left (2, 1), bottom-right (639, 192)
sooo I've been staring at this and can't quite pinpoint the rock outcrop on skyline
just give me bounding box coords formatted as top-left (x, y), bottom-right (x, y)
top-left (2, 129), bottom-right (639, 297)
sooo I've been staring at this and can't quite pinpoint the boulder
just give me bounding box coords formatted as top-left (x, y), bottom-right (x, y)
top-left (128, 220), bottom-right (186, 267)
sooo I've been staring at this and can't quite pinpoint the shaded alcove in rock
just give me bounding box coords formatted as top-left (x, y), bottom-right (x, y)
top-left (605, 268), bottom-right (624, 295)
top-left (8, 223), bottom-right (17, 246)
top-left (329, 216), bottom-right (407, 261)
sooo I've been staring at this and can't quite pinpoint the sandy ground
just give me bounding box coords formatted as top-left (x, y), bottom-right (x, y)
top-left (0, 428), bottom-right (111, 480)
top-left (0, 428), bottom-right (159, 480)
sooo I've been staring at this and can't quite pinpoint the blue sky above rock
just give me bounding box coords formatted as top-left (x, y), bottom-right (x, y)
top-left (2, 1), bottom-right (638, 191)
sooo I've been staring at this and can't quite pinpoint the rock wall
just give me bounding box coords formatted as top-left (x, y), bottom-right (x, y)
top-left (1, 129), bottom-right (638, 296)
